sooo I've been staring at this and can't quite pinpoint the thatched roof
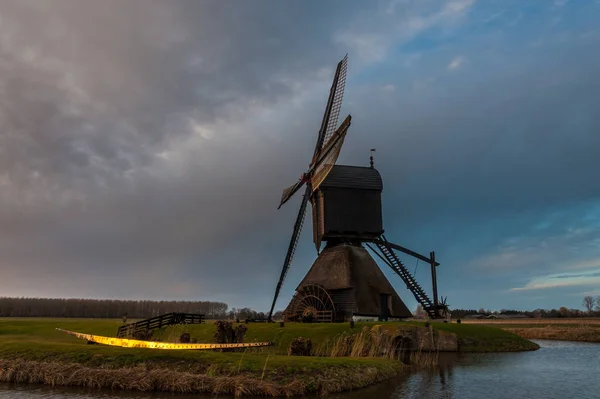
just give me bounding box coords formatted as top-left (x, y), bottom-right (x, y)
top-left (292, 243), bottom-right (412, 318)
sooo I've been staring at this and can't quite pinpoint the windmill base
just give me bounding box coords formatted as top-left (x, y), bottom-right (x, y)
top-left (283, 243), bottom-right (413, 322)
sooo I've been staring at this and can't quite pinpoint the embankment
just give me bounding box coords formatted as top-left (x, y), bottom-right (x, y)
top-left (0, 318), bottom-right (538, 396)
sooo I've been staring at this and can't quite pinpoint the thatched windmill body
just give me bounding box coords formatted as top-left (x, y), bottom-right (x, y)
top-left (268, 55), bottom-right (448, 322)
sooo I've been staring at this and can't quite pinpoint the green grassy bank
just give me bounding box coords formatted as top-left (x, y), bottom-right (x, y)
top-left (426, 322), bottom-right (539, 352)
top-left (0, 318), bottom-right (538, 396)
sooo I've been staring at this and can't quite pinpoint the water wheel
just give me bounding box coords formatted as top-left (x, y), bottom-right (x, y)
top-left (284, 284), bottom-right (335, 323)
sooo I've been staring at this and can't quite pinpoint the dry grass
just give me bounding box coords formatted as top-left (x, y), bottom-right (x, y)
top-left (314, 326), bottom-right (398, 358)
top-left (463, 318), bottom-right (600, 326)
top-left (461, 318), bottom-right (600, 343)
top-left (312, 325), bottom-right (439, 367)
top-left (0, 358), bottom-right (400, 397)
top-left (407, 349), bottom-right (439, 368)
top-left (504, 326), bottom-right (600, 343)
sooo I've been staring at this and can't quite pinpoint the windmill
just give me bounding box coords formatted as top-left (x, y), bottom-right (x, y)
top-left (268, 55), bottom-right (448, 322)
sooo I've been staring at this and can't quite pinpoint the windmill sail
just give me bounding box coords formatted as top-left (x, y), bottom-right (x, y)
top-left (320, 55), bottom-right (348, 151)
top-left (278, 176), bottom-right (307, 209)
top-left (312, 55), bottom-right (348, 164)
top-left (269, 185), bottom-right (311, 321)
top-left (269, 55), bottom-right (350, 321)
top-left (310, 115), bottom-right (351, 191)
top-left (279, 114), bottom-right (351, 209)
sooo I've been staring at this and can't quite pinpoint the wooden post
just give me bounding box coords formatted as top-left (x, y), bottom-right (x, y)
top-left (430, 251), bottom-right (439, 309)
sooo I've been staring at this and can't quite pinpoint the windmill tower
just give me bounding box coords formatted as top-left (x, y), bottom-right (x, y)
top-left (268, 55), bottom-right (448, 322)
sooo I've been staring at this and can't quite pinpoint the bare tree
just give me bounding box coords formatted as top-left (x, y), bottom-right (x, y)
top-left (414, 304), bottom-right (426, 318)
top-left (583, 296), bottom-right (595, 314)
top-left (596, 296), bottom-right (600, 313)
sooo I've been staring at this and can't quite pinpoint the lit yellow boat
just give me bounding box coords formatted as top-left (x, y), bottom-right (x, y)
top-left (56, 328), bottom-right (273, 350)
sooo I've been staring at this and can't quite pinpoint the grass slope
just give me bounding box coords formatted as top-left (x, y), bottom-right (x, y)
top-left (429, 322), bottom-right (539, 352)
top-left (0, 317), bottom-right (538, 355)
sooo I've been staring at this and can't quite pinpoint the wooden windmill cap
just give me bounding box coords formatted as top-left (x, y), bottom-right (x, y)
top-left (319, 165), bottom-right (383, 191)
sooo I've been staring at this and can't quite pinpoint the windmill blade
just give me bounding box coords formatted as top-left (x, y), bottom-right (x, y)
top-left (320, 55), bottom-right (348, 151)
top-left (311, 54), bottom-right (348, 164)
top-left (310, 114), bottom-right (351, 168)
top-left (268, 185), bottom-right (311, 321)
top-left (310, 114), bottom-right (351, 191)
top-left (279, 113), bottom-right (351, 209)
top-left (278, 176), bottom-right (307, 209)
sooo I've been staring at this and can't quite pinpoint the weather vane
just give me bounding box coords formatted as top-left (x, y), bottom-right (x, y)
top-left (370, 148), bottom-right (376, 168)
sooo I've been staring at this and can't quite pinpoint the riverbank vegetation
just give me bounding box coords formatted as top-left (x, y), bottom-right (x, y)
top-left (505, 326), bottom-right (600, 343)
top-left (0, 357), bottom-right (400, 397)
top-left (0, 318), bottom-right (537, 396)
top-left (464, 318), bottom-right (600, 343)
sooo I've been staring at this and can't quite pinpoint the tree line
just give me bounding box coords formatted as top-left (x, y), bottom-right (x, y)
top-left (448, 296), bottom-right (600, 319)
top-left (0, 297), bottom-right (229, 319)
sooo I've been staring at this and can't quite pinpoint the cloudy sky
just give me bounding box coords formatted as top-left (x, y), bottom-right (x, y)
top-left (1, 0), bottom-right (599, 313)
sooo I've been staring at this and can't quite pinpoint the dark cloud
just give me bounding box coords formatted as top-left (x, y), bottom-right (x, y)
top-left (1, 0), bottom-right (599, 311)
top-left (0, 0), bottom-right (359, 306)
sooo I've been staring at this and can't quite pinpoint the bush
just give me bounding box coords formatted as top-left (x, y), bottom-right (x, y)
top-left (288, 337), bottom-right (312, 356)
top-left (179, 332), bottom-right (191, 343)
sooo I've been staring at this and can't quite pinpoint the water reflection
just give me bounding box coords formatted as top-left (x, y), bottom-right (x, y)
top-left (332, 340), bottom-right (600, 399)
top-left (3, 340), bottom-right (600, 399)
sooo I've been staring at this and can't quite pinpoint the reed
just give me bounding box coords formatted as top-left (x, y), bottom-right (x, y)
top-left (236, 346), bottom-right (248, 375)
top-left (0, 358), bottom-right (399, 397)
top-left (260, 354), bottom-right (270, 380)
top-left (312, 325), bottom-right (439, 367)
top-left (407, 347), bottom-right (439, 368)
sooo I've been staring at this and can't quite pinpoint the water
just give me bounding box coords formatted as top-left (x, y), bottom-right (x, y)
top-left (2, 340), bottom-right (600, 399)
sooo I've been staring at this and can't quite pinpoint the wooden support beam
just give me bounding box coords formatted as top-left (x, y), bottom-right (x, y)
top-left (430, 251), bottom-right (439, 308)
top-left (367, 237), bottom-right (440, 266)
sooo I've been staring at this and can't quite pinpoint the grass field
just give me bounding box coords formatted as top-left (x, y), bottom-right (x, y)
top-left (0, 317), bottom-right (539, 354)
top-left (462, 318), bottom-right (600, 343)
top-left (0, 318), bottom-right (397, 373)
top-left (0, 318), bottom-right (538, 396)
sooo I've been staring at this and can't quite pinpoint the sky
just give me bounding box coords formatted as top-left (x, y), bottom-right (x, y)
top-left (1, 0), bottom-right (600, 313)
